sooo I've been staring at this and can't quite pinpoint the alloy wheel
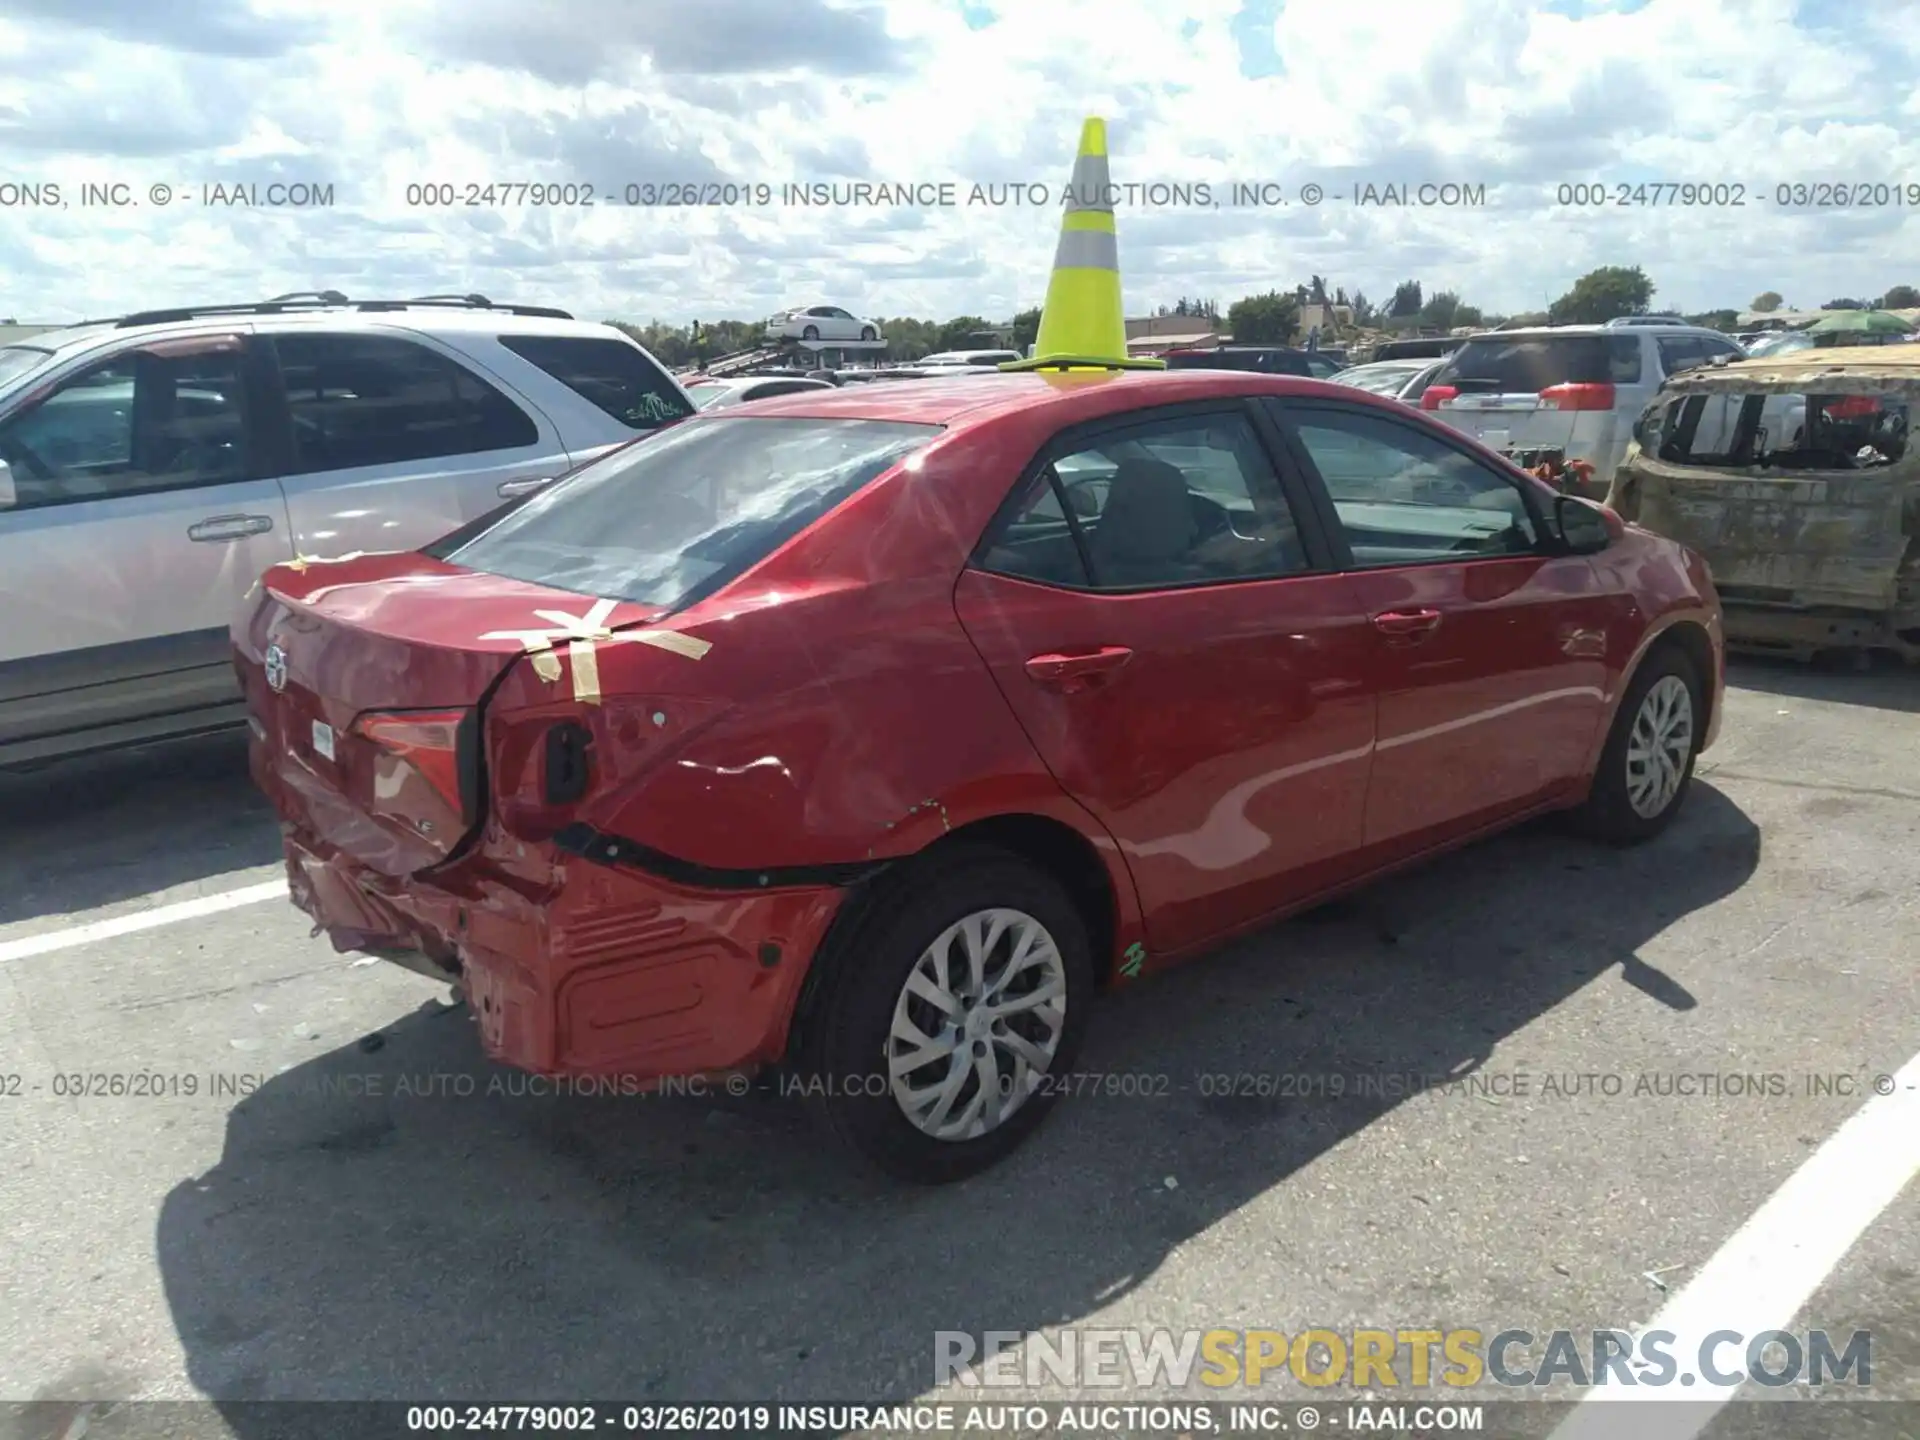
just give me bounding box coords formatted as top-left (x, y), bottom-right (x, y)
top-left (1625, 674), bottom-right (1694, 819)
top-left (886, 907), bottom-right (1067, 1142)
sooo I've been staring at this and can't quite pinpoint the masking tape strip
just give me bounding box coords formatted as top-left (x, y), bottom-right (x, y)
top-left (481, 602), bottom-right (710, 706)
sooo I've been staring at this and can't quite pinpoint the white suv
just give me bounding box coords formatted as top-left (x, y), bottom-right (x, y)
top-left (1420, 321), bottom-right (1746, 498)
top-left (0, 293), bottom-right (693, 767)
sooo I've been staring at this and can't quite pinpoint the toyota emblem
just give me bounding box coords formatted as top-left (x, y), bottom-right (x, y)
top-left (263, 643), bottom-right (288, 693)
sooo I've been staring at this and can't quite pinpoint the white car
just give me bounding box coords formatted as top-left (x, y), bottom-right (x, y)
top-left (0, 292), bottom-right (693, 767)
top-left (1329, 358), bottom-right (1445, 404)
top-left (765, 306), bottom-right (882, 344)
top-left (684, 374), bottom-right (837, 409)
top-left (917, 350), bottom-right (1022, 368)
top-left (1420, 322), bottom-right (1746, 498)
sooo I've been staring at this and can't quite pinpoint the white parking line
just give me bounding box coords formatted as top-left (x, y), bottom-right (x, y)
top-left (0, 880), bottom-right (288, 965)
top-left (1549, 1047), bottom-right (1920, 1440)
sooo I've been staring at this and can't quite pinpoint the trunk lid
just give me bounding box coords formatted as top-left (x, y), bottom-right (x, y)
top-left (236, 551), bottom-right (666, 877)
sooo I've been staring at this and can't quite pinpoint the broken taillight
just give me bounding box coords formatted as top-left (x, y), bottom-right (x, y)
top-left (1539, 382), bottom-right (1616, 411)
top-left (1421, 384), bottom-right (1459, 411)
top-left (355, 709), bottom-right (474, 820)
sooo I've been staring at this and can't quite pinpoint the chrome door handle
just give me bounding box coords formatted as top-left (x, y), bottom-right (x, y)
top-left (188, 514), bottom-right (274, 542)
top-left (498, 477), bottom-right (551, 498)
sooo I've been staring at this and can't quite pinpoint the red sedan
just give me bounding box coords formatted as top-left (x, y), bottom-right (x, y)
top-left (235, 368), bottom-right (1724, 1183)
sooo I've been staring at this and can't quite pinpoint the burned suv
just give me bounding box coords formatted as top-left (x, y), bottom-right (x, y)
top-left (1606, 345), bottom-right (1917, 663)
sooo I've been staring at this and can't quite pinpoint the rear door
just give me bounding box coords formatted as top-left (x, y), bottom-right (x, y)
top-left (954, 400), bottom-right (1379, 957)
top-left (265, 330), bottom-right (566, 556)
top-left (1266, 398), bottom-right (1617, 854)
top-left (1427, 331), bottom-right (1643, 467)
top-left (0, 331), bottom-right (291, 756)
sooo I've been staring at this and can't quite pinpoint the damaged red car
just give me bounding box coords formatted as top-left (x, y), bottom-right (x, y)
top-left (236, 368), bottom-right (1724, 1182)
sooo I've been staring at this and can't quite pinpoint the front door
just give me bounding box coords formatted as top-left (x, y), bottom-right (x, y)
top-left (0, 333), bottom-right (291, 754)
top-left (1268, 399), bottom-right (1615, 853)
top-left (954, 403), bottom-right (1378, 958)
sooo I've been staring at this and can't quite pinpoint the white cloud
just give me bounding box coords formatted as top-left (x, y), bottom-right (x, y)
top-left (0, 0), bottom-right (1914, 325)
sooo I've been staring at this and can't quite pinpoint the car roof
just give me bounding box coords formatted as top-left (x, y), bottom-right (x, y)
top-left (683, 367), bottom-right (1372, 428)
top-left (14, 309), bottom-right (634, 358)
top-left (1462, 323), bottom-right (1728, 341)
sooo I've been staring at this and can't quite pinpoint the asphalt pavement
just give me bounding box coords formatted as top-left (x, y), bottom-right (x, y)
top-left (0, 658), bottom-right (1914, 1440)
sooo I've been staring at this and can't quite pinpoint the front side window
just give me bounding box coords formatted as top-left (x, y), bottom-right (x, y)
top-left (0, 346), bottom-right (247, 509)
top-left (445, 416), bottom-right (937, 609)
top-left (271, 332), bottom-right (539, 474)
top-left (979, 411), bottom-right (1309, 591)
top-left (496, 334), bottom-right (692, 431)
top-left (1281, 405), bottom-right (1540, 567)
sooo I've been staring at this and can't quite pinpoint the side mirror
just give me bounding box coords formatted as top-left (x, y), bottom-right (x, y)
top-left (0, 458), bottom-right (14, 509)
top-left (1555, 493), bottom-right (1613, 554)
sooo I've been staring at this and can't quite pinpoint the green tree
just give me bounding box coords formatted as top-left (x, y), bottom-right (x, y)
top-left (1226, 290), bottom-right (1300, 345)
top-left (1010, 307), bottom-right (1042, 353)
top-left (1454, 303), bottom-right (1484, 329)
top-left (1821, 297), bottom-right (1869, 310)
top-left (935, 314), bottom-right (992, 351)
top-left (1421, 290), bottom-right (1463, 331)
top-left (1750, 291), bottom-right (1784, 313)
top-left (1880, 284), bottom-right (1919, 308)
top-left (1349, 291), bottom-right (1377, 327)
top-left (1389, 280), bottom-right (1423, 317)
top-left (1547, 266), bottom-right (1654, 324)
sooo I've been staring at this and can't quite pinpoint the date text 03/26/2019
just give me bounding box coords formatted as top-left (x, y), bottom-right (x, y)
top-left (1557, 180), bottom-right (1920, 207)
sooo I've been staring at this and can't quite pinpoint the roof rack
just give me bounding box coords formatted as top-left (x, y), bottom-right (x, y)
top-left (113, 292), bottom-right (574, 328)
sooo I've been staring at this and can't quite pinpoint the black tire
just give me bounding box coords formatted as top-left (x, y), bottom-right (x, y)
top-left (1571, 645), bottom-right (1703, 844)
top-left (794, 846), bottom-right (1095, 1184)
top-left (860, 326), bottom-right (877, 342)
top-left (802, 324), bottom-right (820, 341)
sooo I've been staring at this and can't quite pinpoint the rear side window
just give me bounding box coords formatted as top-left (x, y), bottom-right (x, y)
top-left (496, 334), bottom-right (692, 430)
top-left (1438, 334), bottom-right (1643, 392)
top-left (445, 417), bottom-right (938, 609)
top-left (271, 333), bottom-right (538, 473)
top-left (1654, 390), bottom-right (1907, 469)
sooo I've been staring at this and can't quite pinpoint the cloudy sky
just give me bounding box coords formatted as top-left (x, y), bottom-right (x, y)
top-left (2, 0), bottom-right (1915, 327)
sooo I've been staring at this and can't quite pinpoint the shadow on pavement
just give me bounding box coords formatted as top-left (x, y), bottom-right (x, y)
top-left (153, 785), bottom-right (1760, 1415)
top-left (1727, 654), bottom-right (1920, 715)
top-left (0, 731), bottom-right (278, 927)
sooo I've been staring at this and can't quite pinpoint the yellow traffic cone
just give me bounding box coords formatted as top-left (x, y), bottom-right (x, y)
top-left (1000, 117), bottom-right (1165, 373)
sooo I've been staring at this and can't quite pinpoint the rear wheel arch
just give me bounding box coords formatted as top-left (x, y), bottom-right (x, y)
top-left (781, 812), bottom-right (1122, 1066)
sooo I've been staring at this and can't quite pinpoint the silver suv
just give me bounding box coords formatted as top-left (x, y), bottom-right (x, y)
top-left (1420, 321), bottom-right (1746, 498)
top-left (0, 293), bottom-right (692, 767)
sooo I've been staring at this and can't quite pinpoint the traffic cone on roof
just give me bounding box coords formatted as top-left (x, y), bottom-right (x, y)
top-left (1000, 117), bottom-right (1165, 373)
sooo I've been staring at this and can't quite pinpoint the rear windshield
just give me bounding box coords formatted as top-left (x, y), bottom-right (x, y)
top-left (495, 334), bottom-right (693, 430)
top-left (1650, 390), bottom-right (1909, 470)
top-left (1438, 334), bottom-right (1643, 392)
top-left (444, 416), bottom-right (938, 609)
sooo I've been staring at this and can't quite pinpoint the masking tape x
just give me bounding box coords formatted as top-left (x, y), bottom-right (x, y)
top-left (481, 598), bottom-right (712, 704)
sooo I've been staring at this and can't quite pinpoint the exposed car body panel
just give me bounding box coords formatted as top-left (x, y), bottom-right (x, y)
top-left (1607, 346), bottom-right (1918, 658)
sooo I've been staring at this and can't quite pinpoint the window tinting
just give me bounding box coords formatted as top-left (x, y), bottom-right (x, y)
top-left (272, 333), bottom-right (537, 473)
top-left (975, 470), bottom-right (1090, 587)
top-left (1437, 334), bottom-right (1643, 392)
top-left (0, 348), bottom-right (247, 509)
top-left (445, 417), bottom-right (936, 609)
top-left (984, 412), bottom-right (1309, 591)
top-left (1285, 407), bottom-right (1538, 566)
top-left (496, 334), bottom-right (692, 430)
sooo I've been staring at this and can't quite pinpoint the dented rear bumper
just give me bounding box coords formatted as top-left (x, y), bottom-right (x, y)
top-left (278, 823), bottom-right (846, 1081)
